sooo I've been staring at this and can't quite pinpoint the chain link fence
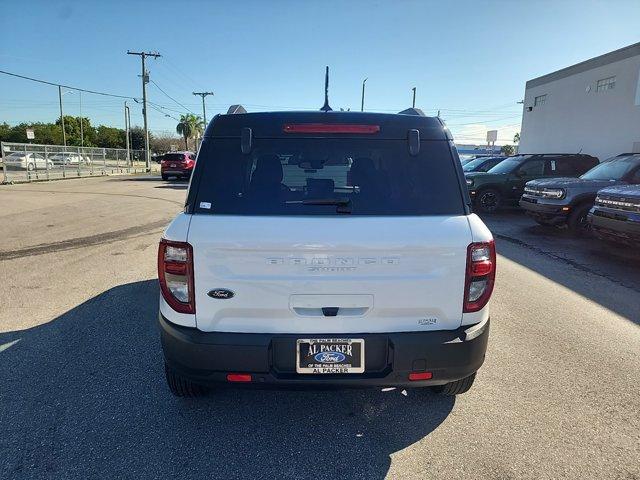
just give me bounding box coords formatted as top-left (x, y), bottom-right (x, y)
top-left (1, 142), bottom-right (156, 183)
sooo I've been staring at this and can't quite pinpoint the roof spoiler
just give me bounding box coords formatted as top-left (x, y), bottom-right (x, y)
top-left (398, 107), bottom-right (425, 116)
top-left (227, 105), bottom-right (247, 114)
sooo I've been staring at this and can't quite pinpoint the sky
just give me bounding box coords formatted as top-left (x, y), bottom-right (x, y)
top-left (1, 0), bottom-right (639, 145)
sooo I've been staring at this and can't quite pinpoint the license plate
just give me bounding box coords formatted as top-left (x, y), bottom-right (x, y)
top-left (296, 338), bottom-right (365, 374)
top-left (170, 163), bottom-right (177, 167)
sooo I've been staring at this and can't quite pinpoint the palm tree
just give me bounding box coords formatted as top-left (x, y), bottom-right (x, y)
top-left (176, 114), bottom-right (204, 151)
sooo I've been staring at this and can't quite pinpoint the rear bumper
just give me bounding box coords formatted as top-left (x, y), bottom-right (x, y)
top-left (161, 168), bottom-right (192, 176)
top-left (519, 197), bottom-right (568, 224)
top-left (588, 208), bottom-right (640, 245)
top-left (159, 314), bottom-right (490, 388)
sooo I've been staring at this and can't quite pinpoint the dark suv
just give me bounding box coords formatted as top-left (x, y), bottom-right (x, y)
top-left (465, 154), bottom-right (599, 213)
top-left (520, 153), bottom-right (640, 234)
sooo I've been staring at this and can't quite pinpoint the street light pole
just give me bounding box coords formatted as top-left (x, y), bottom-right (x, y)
top-left (124, 101), bottom-right (131, 163)
top-left (79, 91), bottom-right (84, 147)
top-left (412, 87), bottom-right (416, 108)
top-left (361, 78), bottom-right (367, 112)
top-left (58, 85), bottom-right (67, 147)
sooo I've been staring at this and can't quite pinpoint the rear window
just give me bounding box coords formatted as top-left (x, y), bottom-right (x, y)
top-left (164, 153), bottom-right (185, 161)
top-left (192, 138), bottom-right (465, 215)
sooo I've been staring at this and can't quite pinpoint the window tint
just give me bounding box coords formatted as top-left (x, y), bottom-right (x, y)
top-left (192, 138), bottom-right (465, 216)
top-left (552, 158), bottom-right (579, 175)
top-left (164, 153), bottom-right (185, 161)
top-left (628, 167), bottom-right (640, 184)
top-left (518, 159), bottom-right (545, 176)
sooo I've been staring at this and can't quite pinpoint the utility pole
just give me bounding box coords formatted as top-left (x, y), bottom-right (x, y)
top-left (361, 78), bottom-right (367, 112)
top-left (412, 87), bottom-right (416, 108)
top-left (124, 101), bottom-right (131, 163)
top-left (192, 91), bottom-right (214, 125)
top-left (58, 85), bottom-right (67, 147)
top-left (127, 50), bottom-right (161, 170)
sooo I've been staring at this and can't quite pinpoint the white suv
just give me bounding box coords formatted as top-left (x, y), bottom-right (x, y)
top-left (158, 109), bottom-right (495, 397)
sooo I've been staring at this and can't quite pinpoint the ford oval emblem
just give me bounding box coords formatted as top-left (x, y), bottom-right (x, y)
top-left (314, 352), bottom-right (346, 363)
top-left (207, 289), bottom-right (234, 299)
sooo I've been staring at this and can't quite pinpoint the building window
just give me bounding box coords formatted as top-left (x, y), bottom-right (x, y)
top-left (534, 94), bottom-right (547, 107)
top-left (596, 76), bottom-right (616, 92)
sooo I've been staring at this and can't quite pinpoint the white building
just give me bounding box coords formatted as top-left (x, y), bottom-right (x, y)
top-left (519, 42), bottom-right (640, 161)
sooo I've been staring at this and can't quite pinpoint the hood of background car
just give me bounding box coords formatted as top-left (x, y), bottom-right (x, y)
top-left (597, 184), bottom-right (640, 201)
top-left (526, 177), bottom-right (622, 191)
top-left (465, 172), bottom-right (504, 183)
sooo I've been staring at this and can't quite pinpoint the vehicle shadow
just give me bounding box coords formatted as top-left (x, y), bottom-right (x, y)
top-left (0, 280), bottom-right (454, 479)
top-left (476, 208), bottom-right (640, 325)
top-left (154, 183), bottom-right (189, 190)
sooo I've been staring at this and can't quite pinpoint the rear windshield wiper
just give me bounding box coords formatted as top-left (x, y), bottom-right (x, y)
top-left (285, 197), bottom-right (352, 213)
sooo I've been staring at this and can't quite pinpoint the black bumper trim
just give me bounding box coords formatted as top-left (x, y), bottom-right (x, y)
top-left (159, 314), bottom-right (490, 387)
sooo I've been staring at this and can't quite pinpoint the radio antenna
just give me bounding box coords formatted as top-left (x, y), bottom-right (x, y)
top-left (320, 66), bottom-right (332, 112)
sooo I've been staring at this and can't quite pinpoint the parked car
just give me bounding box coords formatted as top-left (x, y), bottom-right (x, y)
top-left (158, 109), bottom-right (494, 397)
top-left (161, 151), bottom-right (196, 180)
top-left (588, 184), bottom-right (640, 246)
top-left (462, 156), bottom-right (505, 173)
top-left (465, 153), bottom-right (599, 213)
top-left (3, 152), bottom-right (54, 171)
top-left (520, 153), bottom-right (640, 234)
top-left (49, 152), bottom-right (91, 166)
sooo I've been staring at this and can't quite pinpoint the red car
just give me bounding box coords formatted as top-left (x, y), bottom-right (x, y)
top-left (161, 152), bottom-right (196, 180)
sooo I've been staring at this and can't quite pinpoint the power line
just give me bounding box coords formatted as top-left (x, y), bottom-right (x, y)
top-left (148, 79), bottom-right (194, 114)
top-left (0, 69), bottom-right (136, 99)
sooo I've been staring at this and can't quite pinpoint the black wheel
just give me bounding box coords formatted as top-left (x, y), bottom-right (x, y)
top-left (432, 372), bottom-right (476, 396)
top-left (567, 203), bottom-right (592, 236)
top-left (161, 174), bottom-right (169, 181)
top-left (164, 363), bottom-right (209, 397)
top-left (475, 189), bottom-right (501, 214)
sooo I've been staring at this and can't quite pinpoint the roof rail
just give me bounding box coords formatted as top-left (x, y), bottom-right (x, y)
top-left (398, 107), bottom-right (426, 116)
top-left (227, 105), bottom-right (247, 114)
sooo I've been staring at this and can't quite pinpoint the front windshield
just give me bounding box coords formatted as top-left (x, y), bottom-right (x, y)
top-left (580, 156), bottom-right (640, 180)
top-left (486, 155), bottom-right (531, 174)
top-left (462, 158), bottom-right (486, 172)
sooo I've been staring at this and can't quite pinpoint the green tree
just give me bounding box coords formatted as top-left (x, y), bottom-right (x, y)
top-left (94, 125), bottom-right (126, 149)
top-left (176, 114), bottom-right (204, 150)
top-left (501, 144), bottom-right (515, 156)
top-left (55, 116), bottom-right (96, 146)
top-left (129, 127), bottom-right (147, 150)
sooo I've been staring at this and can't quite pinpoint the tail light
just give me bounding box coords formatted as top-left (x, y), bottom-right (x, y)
top-left (158, 239), bottom-right (195, 314)
top-left (463, 241), bottom-right (496, 313)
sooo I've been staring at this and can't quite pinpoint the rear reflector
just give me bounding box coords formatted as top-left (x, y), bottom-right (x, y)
top-left (283, 123), bottom-right (380, 134)
top-left (227, 374), bottom-right (252, 383)
top-left (409, 372), bottom-right (433, 381)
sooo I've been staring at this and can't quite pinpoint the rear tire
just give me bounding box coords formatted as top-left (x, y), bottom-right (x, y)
top-left (567, 203), bottom-right (592, 236)
top-left (432, 372), bottom-right (476, 396)
top-left (161, 174), bottom-right (169, 181)
top-left (164, 363), bottom-right (209, 397)
top-left (475, 189), bottom-right (501, 214)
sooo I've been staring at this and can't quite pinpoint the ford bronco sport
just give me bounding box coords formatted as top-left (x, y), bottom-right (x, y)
top-left (465, 153), bottom-right (599, 213)
top-left (520, 153), bottom-right (640, 234)
top-left (158, 108), bottom-right (495, 397)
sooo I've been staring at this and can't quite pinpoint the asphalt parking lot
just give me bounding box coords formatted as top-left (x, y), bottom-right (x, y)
top-left (1, 175), bottom-right (638, 479)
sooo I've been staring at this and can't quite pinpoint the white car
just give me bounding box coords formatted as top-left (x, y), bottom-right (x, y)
top-left (158, 109), bottom-right (495, 397)
top-left (3, 152), bottom-right (54, 171)
top-left (49, 152), bottom-right (91, 166)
